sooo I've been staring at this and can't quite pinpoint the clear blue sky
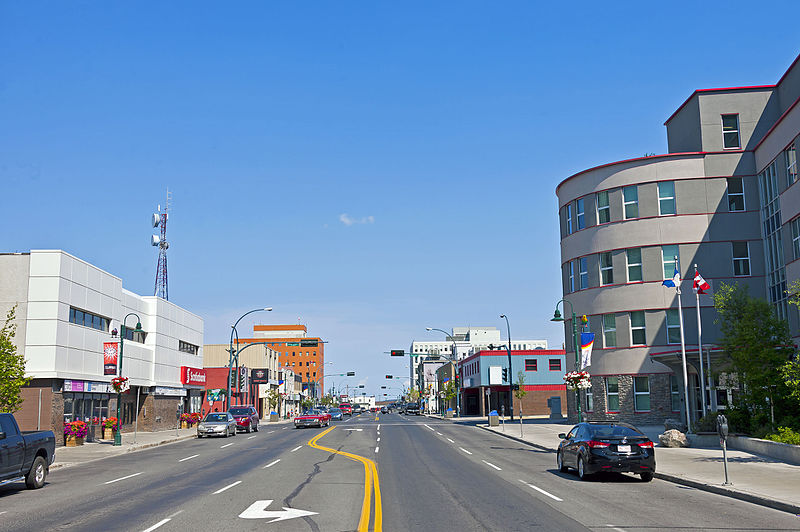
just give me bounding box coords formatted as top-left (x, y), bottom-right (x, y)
top-left (2, 2), bottom-right (797, 398)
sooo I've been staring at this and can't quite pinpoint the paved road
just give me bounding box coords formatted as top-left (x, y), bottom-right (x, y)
top-left (1, 413), bottom-right (799, 531)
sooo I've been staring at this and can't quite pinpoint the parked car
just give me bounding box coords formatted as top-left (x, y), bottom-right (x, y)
top-left (557, 422), bottom-right (655, 482)
top-left (228, 406), bottom-right (259, 433)
top-left (405, 403), bottom-right (421, 415)
top-left (294, 409), bottom-right (330, 428)
top-left (197, 412), bottom-right (237, 438)
top-left (339, 403), bottom-right (353, 416)
top-left (329, 408), bottom-right (343, 421)
top-left (0, 413), bottom-right (55, 489)
top-left (380, 406), bottom-right (388, 414)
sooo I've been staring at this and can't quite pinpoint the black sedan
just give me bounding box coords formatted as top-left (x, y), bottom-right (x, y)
top-left (556, 422), bottom-right (655, 481)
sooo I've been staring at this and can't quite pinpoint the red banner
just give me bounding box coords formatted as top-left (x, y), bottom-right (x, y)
top-left (181, 366), bottom-right (207, 386)
top-left (103, 342), bottom-right (118, 375)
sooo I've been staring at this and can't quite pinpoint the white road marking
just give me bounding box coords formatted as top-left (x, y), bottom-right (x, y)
top-left (179, 454), bottom-right (199, 462)
top-left (447, 438), bottom-right (455, 443)
top-left (282, 427), bottom-right (288, 430)
top-left (436, 432), bottom-right (443, 435)
top-left (375, 446), bottom-right (379, 453)
top-left (213, 480), bottom-right (242, 494)
top-left (606, 527), bottom-right (627, 532)
top-left (239, 500), bottom-right (318, 522)
top-left (221, 443), bottom-right (234, 449)
top-left (377, 424), bottom-right (381, 430)
top-left (482, 460), bottom-right (502, 471)
top-left (344, 428), bottom-right (363, 431)
top-left (423, 424), bottom-right (435, 431)
top-left (459, 447), bottom-right (472, 455)
top-left (290, 446), bottom-right (302, 452)
top-left (0, 512), bottom-right (7, 516)
top-left (141, 518), bottom-right (170, 532)
top-left (247, 435), bottom-right (257, 439)
top-left (518, 480), bottom-right (563, 501)
top-left (377, 437), bottom-right (381, 442)
top-left (263, 459), bottom-right (281, 469)
top-left (104, 472), bottom-right (143, 484)
top-left (268, 430), bottom-right (275, 434)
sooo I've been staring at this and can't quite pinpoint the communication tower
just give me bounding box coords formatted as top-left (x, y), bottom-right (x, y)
top-left (151, 190), bottom-right (171, 300)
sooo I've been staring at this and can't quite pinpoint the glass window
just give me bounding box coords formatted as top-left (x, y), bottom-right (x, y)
top-left (69, 308), bottom-right (76, 324)
top-left (603, 314), bottom-right (617, 348)
top-left (606, 377), bottom-right (619, 412)
top-left (727, 177), bottom-right (745, 211)
top-left (658, 181), bottom-right (676, 215)
top-left (626, 248), bottom-right (642, 282)
top-left (600, 252), bottom-right (613, 285)
top-left (596, 191), bottom-right (610, 224)
top-left (549, 359), bottom-right (561, 371)
top-left (565, 204), bottom-right (573, 235)
top-left (75, 310), bottom-right (85, 326)
top-left (585, 387), bottom-right (593, 412)
top-left (633, 376), bottom-right (650, 411)
top-left (525, 359), bottom-right (537, 371)
top-left (568, 262), bottom-right (574, 293)
top-left (662, 245), bottom-right (679, 280)
top-left (792, 218), bottom-right (800, 260)
top-left (670, 375), bottom-right (681, 411)
top-left (630, 311), bottom-right (646, 346)
top-left (576, 198), bottom-right (585, 230)
top-left (579, 257), bottom-right (588, 290)
top-left (759, 161), bottom-right (788, 320)
top-left (722, 114), bottom-right (740, 149)
top-left (732, 241), bottom-right (751, 276)
top-left (623, 186), bottom-right (638, 219)
top-left (92, 315), bottom-right (102, 329)
top-left (787, 144), bottom-right (798, 187)
top-left (666, 309), bottom-right (682, 344)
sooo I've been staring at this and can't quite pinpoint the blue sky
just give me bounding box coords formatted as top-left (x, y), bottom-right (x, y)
top-left (2, 2), bottom-right (798, 398)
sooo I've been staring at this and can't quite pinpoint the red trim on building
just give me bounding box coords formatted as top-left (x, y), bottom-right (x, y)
top-left (753, 92), bottom-right (800, 152)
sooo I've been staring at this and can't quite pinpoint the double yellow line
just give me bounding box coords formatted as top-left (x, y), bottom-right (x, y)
top-left (308, 426), bottom-right (382, 531)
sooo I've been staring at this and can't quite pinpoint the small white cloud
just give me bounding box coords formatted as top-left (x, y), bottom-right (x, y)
top-left (339, 213), bottom-right (375, 226)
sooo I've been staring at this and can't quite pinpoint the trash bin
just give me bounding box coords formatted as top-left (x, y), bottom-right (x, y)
top-left (488, 410), bottom-right (500, 426)
top-left (269, 411), bottom-right (279, 422)
top-left (445, 408), bottom-right (454, 418)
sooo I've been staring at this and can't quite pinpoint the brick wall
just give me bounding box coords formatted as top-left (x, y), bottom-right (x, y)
top-left (583, 374), bottom-right (674, 425)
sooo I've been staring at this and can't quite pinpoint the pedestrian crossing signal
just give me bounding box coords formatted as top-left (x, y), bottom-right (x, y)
top-left (390, 350), bottom-right (404, 356)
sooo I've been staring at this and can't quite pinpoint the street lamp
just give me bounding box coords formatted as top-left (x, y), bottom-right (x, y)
top-left (113, 313), bottom-right (142, 446)
top-left (426, 327), bottom-right (461, 417)
top-left (227, 307), bottom-right (272, 410)
top-left (499, 315), bottom-right (515, 421)
top-left (551, 300), bottom-right (582, 422)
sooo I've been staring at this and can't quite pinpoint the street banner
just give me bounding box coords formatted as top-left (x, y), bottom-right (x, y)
top-left (580, 333), bottom-right (594, 369)
top-left (103, 342), bottom-right (118, 375)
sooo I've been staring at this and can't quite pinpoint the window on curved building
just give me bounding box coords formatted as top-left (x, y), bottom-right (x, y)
top-left (658, 181), bottom-right (676, 215)
top-left (599, 252), bottom-right (613, 285)
top-left (666, 309), bottom-right (681, 344)
top-left (596, 191), bottom-right (610, 224)
top-left (630, 311), bottom-right (646, 346)
top-left (606, 377), bottom-right (619, 412)
top-left (722, 114), bottom-right (740, 149)
top-left (727, 177), bottom-right (745, 211)
top-left (565, 204), bottom-right (573, 235)
top-left (633, 376), bottom-right (650, 411)
top-left (602, 314), bottom-right (617, 348)
top-left (623, 186), bottom-right (638, 219)
top-left (661, 245), bottom-right (679, 280)
top-left (579, 257), bottom-right (588, 290)
top-left (626, 248), bottom-right (642, 282)
top-left (732, 241), bottom-right (751, 276)
top-left (792, 218), bottom-right (800, 260)
top-left (786, 144), bottom-right (797, 187)
top-left (576, 198), bottom-right (585, 230)
top-left (568, 262), bottom-right (575, 293)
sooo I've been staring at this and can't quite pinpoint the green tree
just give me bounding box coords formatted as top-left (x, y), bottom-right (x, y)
top-left (320, 394), bottom-right (334, 406)
top-left (266, 389), bottom-right (280, 410)
top-left (300, 399), bottom-right (313, 409)
top-left (0, 306), bottom-right (30, 413)
top-left (781, 280), bottom-right (800, 402)
top-left (408, 388), bottom-right (420, 401)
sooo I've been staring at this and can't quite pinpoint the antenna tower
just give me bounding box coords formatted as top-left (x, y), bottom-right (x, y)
top-left (151, 190), bottom-right (171, 300)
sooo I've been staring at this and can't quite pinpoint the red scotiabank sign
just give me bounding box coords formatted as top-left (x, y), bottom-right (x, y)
top-left (181, 366), bottom-right (207, 386)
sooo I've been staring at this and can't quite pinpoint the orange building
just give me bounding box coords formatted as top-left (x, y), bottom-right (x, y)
top-left (234, 325), bottom-right (325, 397)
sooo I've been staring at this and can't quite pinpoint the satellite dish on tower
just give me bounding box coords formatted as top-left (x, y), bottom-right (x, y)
top-left (152, 213), bottom-right (160, 228)
top-left (151, 235), bottom-right (160, 246)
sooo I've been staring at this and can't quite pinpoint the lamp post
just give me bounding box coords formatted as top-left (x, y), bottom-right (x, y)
top-left (551, 300), bottom-right (581, 423)
top-left (425, 327), bottom-right (461, 417)
top-left (113, 313), bottom-right (142, 446)
top-left (499, 315), bottom-right (515, 421)
top-left (227, 307), bottom-right (272, 411)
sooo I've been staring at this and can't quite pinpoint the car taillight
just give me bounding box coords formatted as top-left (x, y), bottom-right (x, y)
top-left (587, 440), bottom-right (610, 448)
top-left (638, 441), bottom-right (654, 449)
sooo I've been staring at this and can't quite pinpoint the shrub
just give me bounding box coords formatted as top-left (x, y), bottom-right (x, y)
top-left (765, 427), bottom-right (800, 445)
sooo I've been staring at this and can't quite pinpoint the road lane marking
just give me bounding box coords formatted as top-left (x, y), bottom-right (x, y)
top-left (268, 430), bottom-right (275, 434)
top-left (213, 480), bottom-right (242, 494)
top-left (141, 518), bottom-right (170, 532)
top-left (263, 459), bottom-right (281, 469)
top-left (290, 446), bottom-right (302, 452)
top-left (377, 424), bottom-right (380, 430)
top-left (436, 432), bottom-right (443, 435)
top-left (423, 424), bottom-right (435, 431)
top-left (247, 435), bottom-right (257, 439)
top-left (376, 437), bottom-right (380, 442)
top-left (221, 443), bottom-right (234, 448)
top-left (308, 426), bottom-right (382, 532)
top-left (282, 427), bottom-right (288, 429)
top-left (375, 446), bottom-right (379, 453)
top-left (447, 438), bottom-right (455, 443)
top-left (606, 527), bottom-right (627, 532)
top-left (518, 480), bottom-right (563, 502)
top-left (178, 454), bottom-right (199, 462)
top-left (104, 472), bottom-right (142, 484)
top-left (239, 499), bottom-right (318, 522)
top-left (481, 460), bottom-right (501, 470)
top-left (459, 447), bottom-right (472, 455)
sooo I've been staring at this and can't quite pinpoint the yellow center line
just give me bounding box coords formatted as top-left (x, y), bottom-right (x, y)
top-left (308, 426), bottom-right (382, 532)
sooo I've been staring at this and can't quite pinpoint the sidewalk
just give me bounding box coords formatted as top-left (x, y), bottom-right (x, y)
top-left (51, 419), bottom-right (294, 470)
top-left (428, 414), bottom-right (800, 515)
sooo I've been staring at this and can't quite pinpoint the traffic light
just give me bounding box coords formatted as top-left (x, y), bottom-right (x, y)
top-left (346, 371), bottom-right (356, 377)
top-left (385, 375), bottom-right (393, 379)
top-left (502, 368), bottom-right (508, 383)
top-left (390, 350), bottom-right (404, 356)
top-left (454, 374), bottom-right (460, 388)
top-left (358, 385), bottom-right (365, 388)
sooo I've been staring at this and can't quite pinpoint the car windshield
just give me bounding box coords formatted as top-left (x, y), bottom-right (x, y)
top-left (590, 425), bottom-right (645, 439)
top-left (329, 409), bottom-right (341, 413)
top-left (228, 408), bottom-right (250, 415)
top-left (204, 414), bottom-right (228, 422)
top-left (303, 410), bottom-right (320, 415)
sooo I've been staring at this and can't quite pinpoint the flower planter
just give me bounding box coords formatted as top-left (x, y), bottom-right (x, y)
top-left (181, 421), bottom-right (188, 429)
top-left (103, 428), bottom-right (114, 440)
top-left (65, 435), bottom-right (84, 447)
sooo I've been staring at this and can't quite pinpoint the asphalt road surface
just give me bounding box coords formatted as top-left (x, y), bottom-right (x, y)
top-left (1, 413), bottom-right (799, 531)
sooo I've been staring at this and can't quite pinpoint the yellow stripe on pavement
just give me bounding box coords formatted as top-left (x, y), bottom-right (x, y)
top-left (308, 426), bottom-right (382, 532)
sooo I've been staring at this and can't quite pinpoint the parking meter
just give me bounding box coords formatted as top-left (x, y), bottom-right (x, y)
top-left (177, 403), bottom-right (184, 421)
top-left (717, 414), bottom-right (729, 441)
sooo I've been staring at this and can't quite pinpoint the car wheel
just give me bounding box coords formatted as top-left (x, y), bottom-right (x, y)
top-left (557, 451), bottom-right (568, 473)
top-left (254, 424), bottom-right (259, 432)
top-left (197, 434), bottom-right (203, 438)
top-left (25, 456), bottom-right (47, 489)
top-left (224, 428), bottom-right (229, 438)
top-left (577, 455), bottom-right (589, 480)
top-left (246, 425), bottom-right (251, 433)
top-left (640, 472), bottom-right (653, 482)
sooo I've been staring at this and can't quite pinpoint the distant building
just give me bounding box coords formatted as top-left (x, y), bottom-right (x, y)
top-left (202, 343), bottom-right (280, 417)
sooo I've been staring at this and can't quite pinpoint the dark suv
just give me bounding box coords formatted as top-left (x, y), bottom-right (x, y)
top-left (405, 403), bottom-right (420, 415)
top-left (228, 406), bottom-right (259, 433)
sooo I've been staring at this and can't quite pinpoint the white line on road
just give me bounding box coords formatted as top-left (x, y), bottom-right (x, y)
top-left (268, 430), bottom-right (275, 434)
top-left (178, 454), bottom-right (199, 462)
top-left (605, 527), bottom-right (627, 532)
top-left (263, 459), bottom-right (281, 469)
top-left (436, 432), bottom-right (443, 435)
top-left (282, 427), bottom-right (288, 429)
top-left (221, 443), bottom-right (234, 449)
top-left (104, 472), bottom-right (143, 484)
top-left (290, 446), bottom-right (302, 452)
top-left (141, 518), bottom-right (170, 532)
top-left (247, 435), bottom-right (257, 439)
top-left (447, 438), bottom-right (455, 443)
top-left (423, 424), bottom-right (435, 431)
top-left (377, 424), bottom-right (381, 430)
top-left (213, 480), bottom-right (242, 494)
top-left (377, 437), bottom-right (381, 442)
top-left (375, 446), bottom-right (379, 453)
top-left (459, 447), bottom-right (473, 455)
top-left (518, 480), bottom-right (563, 501)
top-left (482, 460), bottom-right (502, 471)
top-left (0, 512), bottom-right (7, 516)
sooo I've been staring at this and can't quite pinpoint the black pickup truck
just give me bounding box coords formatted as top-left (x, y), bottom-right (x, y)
top-left (0, 413), bottom-right (56, 489)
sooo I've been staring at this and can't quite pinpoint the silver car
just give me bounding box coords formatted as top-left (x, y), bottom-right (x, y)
top-left (197, 412), bottom-right (237, 438)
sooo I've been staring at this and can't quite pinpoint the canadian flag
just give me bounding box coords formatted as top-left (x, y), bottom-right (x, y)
top-left (693, 270), bottom-right (711, 294)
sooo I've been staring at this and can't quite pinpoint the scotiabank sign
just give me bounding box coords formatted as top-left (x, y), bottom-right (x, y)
top-left (181, 366), bottom-right (207, 386)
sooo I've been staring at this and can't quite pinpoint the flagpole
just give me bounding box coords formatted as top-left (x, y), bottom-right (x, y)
top-left (694, 264), bottom-right (707, 416)
top-left (676, 257), bottom-right (692, 432)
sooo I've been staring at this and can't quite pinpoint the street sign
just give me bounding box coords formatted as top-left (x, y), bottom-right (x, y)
top-left (239, 500), bottom-right (318, 523)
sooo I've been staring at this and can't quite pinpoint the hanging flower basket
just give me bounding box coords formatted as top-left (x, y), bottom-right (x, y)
top-left (111, 376), bottom-right (129, 393)
top-left (564, 371), bottom-right (592, 390)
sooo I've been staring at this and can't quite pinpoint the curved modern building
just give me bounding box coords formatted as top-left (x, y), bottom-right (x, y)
top-left (556, 53), bottom-right (800, 425)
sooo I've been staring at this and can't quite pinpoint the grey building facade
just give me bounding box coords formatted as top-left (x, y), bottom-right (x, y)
top-left (556, 53), bottom-right (800, 425)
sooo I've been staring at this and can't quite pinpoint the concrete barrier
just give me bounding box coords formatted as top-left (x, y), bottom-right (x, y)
top-left (729, 435), bottom-right (800, 465)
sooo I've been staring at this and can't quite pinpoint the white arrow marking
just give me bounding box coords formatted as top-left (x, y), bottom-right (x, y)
top-left (239, 500), bottom-right (318, 523)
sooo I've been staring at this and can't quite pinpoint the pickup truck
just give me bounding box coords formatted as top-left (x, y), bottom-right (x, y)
top-left (0, 413), bottom-right (56, 489)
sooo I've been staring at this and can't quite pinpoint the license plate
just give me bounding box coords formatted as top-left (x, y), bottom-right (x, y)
top-left (207, 429), bottom-right (215, 433)
top-left (617, 444), bottom-right (631, 453)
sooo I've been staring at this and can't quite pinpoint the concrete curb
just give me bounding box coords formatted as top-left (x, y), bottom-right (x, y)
top-left (476, 425), bottom-right (800, 516)
top-left (50, 433), bottom-right (197, 471)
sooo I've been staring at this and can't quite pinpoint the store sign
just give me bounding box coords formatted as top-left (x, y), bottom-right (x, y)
top-left (103, 342), bottom-right (119, 375)
top-left (63, 380), bottom-right (112, 393)
top-left (181, 366), bottom-right (207, 386)
top-left (154, 386), bottom-right (187, 396)
top-left (251, 368), bottom-right (269, 384)
top-left (64, 380), bottom-right (85, 392)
